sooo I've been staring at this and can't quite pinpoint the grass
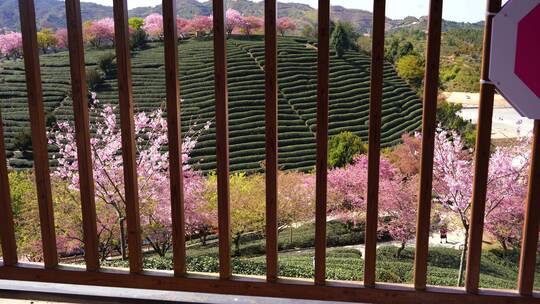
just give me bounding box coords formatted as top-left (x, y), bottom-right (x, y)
top-left (0, 35), bottom-right (423, 172)
top-left (97, 221), bottom-right (540, 290)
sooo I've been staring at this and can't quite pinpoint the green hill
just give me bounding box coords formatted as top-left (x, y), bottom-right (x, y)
top-left (0, 36), bottom-right (422, 172)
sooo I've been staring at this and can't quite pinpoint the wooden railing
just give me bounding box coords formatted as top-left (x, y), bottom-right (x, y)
top-left (0, 0), bottom-right (539, 303)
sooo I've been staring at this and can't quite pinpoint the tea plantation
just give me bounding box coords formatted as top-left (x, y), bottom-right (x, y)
top-left (0, 36), bottom-right (422, 172)
top-left (99, 221), bottom-right (540, 289)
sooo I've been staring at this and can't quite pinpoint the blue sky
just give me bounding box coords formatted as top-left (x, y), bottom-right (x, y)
top-left (83, 0), bottom-right (491, 23)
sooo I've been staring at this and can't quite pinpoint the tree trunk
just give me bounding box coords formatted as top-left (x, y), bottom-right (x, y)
top-left (119, 217), bottom-right (127, 260)
top-left (457, 227), bottom-right (469, 287)
top-left (397, 241), bottom-right (406, 258)
top-left (234, 233), bottom-right (242, 256)
top-left (290, 226), bottom-right (294, 244)
top-left (202, 229), bottom-right (208, 246)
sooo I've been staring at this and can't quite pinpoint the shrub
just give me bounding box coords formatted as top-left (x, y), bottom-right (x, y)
top-left (328, 131), bottom-right (367, 168)
top-left (13, 129), bottom-right (32, 157)
top-left (396, 54), bottom-right (424, 88)
top-left (86, 67), bottom-right (103, 90)
top-left (130, 28), bottom-right (148, 51)
top-left (97, 52), bottom-right (116, 76)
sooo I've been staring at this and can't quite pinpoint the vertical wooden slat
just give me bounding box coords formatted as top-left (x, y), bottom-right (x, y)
top-left (112, 0), bottom-right (143, 274)
top-left (18, 0), bottom-right (58, 268)
top-left (65, 0), bottom-right (100, 272)
top-left (413, 0), bottom-right (443, 290)
top-left (518, 120), bottom-right (540, 296)
top-left (265, 0), bottom-right (279, 283)
top-left (363, 0), bottom-right (386, 287)
top-left (315, 0), bottom-right (330, 286)
top-left (0, 110), bottom-right (18, 266)
top-left (212, 0), bottom-right (231, 280)
top-left (162, 0), bottom-right (186, 277)
top-left (464, 0), bottom-right (501, 293)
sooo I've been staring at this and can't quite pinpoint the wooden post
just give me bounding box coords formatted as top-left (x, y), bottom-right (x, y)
top-left (65, 0), bottom-right (100, 272)
top-left (413, 0), bottom-right (443, 290)
top-left (212, 0), bottom-right (232, 280)
top-left (112, 0), bottom-right (143, 274)
top-left (465, 0), bottom-right (502, 293)
top-left (265, 0), bottom-right (279, 283)
top-left (364, 0), bottom-right (386, 287)
top-left (0, 110), bottom-right (17, 266)
top-left (315, 0), bottom-right (330, 286)
top-left (18, 0), bottom-right (58, 269)
top-left (162, 0), bottom-right (187, 277)
top-left (518, 120), bottom-right (540, 296)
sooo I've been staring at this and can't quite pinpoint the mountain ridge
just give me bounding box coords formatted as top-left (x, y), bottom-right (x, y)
top-left (0, 0), bottom-right (483, 33)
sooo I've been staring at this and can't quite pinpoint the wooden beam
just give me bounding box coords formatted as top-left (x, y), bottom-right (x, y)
top-left (112, 0), bottom-right (143, 274)
top-left (315, 0), bottom-right (330, 286)
top-left (18, 0), bottom-right (58, 268)
top-left (264, 0), bottom-right (279, 283)
top-left (162, 0), bottom-right (186, 277)
top-left (465, 0), bottom-right (502, 293)
top-left (413, 0), bottom-right (443, 290)
top-left (0, 110), bottom-right (17, 266)
top-left (0, 264), bottom-right (538, 304)
top-left (212, 0), bottom-right (231, 280)
top-left (363, 0), bottom-right (386, 287)
top-left (518, 120), bottom-right (540, 296)
top-left (65, 0), bottom-right (100, 272)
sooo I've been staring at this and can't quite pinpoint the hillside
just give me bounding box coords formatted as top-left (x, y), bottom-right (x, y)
top-left (0, 36), bottom-right (422, 172)
top-left (0, 0), bottom-right (482, 34)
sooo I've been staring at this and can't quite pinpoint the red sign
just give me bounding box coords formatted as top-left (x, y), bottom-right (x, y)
top-left (490, 0), bottom-right (540, 119)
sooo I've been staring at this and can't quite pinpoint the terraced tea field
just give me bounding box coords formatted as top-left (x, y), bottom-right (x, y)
top-left (0, 36), bottom-right (422, 172)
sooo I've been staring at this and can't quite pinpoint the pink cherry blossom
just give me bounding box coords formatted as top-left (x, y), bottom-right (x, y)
top-left (83, 18), bottom-right (115, 47)
top-left (143, 13), bottom-right (164, 39)
top-left (55, 28), bottom-right (68, 49)
top-left (240, 16), bottom-right (263, 36)
top-left (277, 17), bottom-right (296, 36)
top-left (0, 32), bottom-right (22, 58)
top-left (189, 15), bottom-right (213, 36)
top-left (49, 93), bottom-right (211, 258)
top-left (225, 9), bottom-right (245, 36)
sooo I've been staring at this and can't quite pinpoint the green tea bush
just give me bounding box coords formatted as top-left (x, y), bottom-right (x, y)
top-left (328, 131), bottom-right (367, 168)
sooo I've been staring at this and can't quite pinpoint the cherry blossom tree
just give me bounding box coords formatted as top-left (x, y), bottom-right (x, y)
top-left (176, 17), bottom-right (191, 38)
top-left (240, 16), bottom-right (263, 36)
top-left (189, 16), bottom-right (213, 37)
top-left (225, 9), bottom-right (245, 36)
top-left (143, 13), bottom-right (164, 39)
top-left (50, 93), bottom-right (210, 258)
top-left (55, 28), bottom-right (69, 49)
top-left (277, 17), bottom-right (296, 36)
top-left (431, 127), bottom-right (529, 286)
top-left (278, 171), bottom-right (315, 243)
top-left (328, 156), bottom-right (402, 224)
top-left (379, 175), bottom-right (418, 258)
top-left (0, 32), bottom-right (23, 59)
top-left (83, 18), bottom-right (115, 48)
